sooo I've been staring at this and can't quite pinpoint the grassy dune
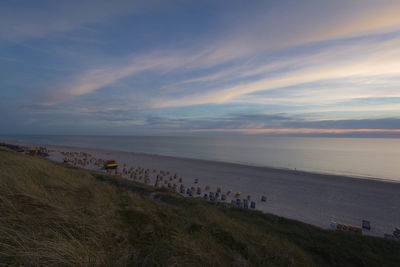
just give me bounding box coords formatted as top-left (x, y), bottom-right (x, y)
top-left (0, 147), bottom-right (399, 266)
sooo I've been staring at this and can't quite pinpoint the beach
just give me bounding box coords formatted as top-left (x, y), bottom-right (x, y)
top-left (4, 140), bottom-right (400, 238)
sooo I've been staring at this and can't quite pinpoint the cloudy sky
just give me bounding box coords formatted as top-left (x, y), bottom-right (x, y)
top-left (1, 0), bottom-right (400, 136)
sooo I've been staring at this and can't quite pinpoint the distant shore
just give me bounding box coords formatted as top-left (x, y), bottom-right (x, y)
top-left (3, 139), bottom-right (400, 237)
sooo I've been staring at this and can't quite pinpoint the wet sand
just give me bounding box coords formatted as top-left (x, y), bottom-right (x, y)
top-left (4, 140), bottom-right (400, 237)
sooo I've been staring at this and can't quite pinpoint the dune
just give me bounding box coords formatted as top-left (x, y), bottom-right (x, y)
top-left (3, 140), bottom-right (400, 238)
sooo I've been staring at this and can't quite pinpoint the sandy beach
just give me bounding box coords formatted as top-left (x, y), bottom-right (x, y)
top-left (4, 140), bottom-right (400, 238)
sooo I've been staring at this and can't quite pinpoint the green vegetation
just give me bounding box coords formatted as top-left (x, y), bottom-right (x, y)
top-left (0, 147), bottom-right (399, 266)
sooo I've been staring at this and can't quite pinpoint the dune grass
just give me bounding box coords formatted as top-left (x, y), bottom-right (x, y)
top-left (0, 147), bottom-right (399, 266)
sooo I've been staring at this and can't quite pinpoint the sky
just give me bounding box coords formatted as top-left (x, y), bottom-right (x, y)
top-left (1, 0), bottom-right (400, 136)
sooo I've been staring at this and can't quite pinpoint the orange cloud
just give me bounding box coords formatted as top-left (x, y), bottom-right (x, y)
top-left (188, 128), bottom-right (400, 135)
top-left (307, 2), bottom-right (400, 43)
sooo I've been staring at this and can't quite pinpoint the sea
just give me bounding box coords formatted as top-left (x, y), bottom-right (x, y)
top-left (1, 135), bottom-right (400, 182)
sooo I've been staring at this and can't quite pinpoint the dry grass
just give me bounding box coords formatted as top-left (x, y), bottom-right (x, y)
top-left (0, 147), bottom-right (399, 266)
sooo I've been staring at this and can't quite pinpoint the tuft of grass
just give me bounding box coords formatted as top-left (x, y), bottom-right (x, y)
top-left (0, 147), bottom-right (399, 266)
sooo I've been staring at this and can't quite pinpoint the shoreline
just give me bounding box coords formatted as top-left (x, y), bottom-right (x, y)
top-left (2, 139), bottom-right (400, 237)
top-left (2, 138), bottom-right (399, 185)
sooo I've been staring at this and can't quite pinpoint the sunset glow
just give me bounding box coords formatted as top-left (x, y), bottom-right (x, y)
top-left (188, 129), bottom-right (400, 135)
top-left (1, 0), bottom-right (399, 136)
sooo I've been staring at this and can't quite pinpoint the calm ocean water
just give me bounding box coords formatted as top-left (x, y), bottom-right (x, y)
top-left (2, 135), bottom-right (400, 181)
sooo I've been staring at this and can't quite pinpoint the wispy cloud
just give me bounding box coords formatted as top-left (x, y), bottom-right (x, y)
top-left (41, 48), bottom-right (214, 105)
top-left (2, 0), bottom-right (400, 135)
top-left (38, 1), bottom-right (400, 108)
top-left (153, 44), bottom-right (400, 108)
top-left (305, 1), bottom-right (400, 42)
top-left (0, 0), bottom-right (158, 42)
